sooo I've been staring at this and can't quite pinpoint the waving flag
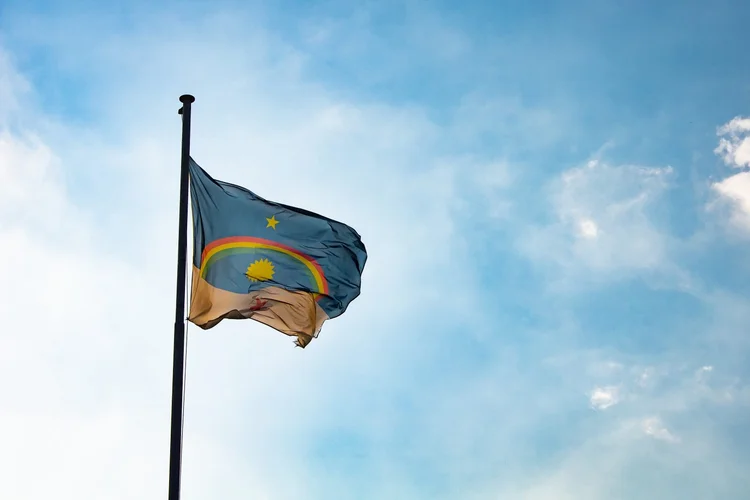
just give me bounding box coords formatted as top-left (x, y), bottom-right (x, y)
top-left (187, 157), bottom-right (367, 347)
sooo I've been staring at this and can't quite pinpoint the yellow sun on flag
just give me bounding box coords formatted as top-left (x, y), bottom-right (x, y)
top-left (246, 258), bottom-right (275, 282)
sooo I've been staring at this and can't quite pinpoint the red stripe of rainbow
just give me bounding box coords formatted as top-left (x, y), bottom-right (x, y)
top-left (199, 236), bottom-right (329, 295)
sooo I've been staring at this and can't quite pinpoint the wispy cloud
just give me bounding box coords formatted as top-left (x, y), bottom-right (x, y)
top-left (516, 157), bottom-right (691, 295)
top-left (641, 416), bottom-right (679, 443)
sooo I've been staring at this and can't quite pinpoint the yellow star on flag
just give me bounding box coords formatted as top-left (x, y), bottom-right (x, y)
top-left (266, 215), bottom-right (279, 229)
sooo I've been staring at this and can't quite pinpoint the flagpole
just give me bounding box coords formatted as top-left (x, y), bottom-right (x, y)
top-left (169, 94), bottom-right (195, 500)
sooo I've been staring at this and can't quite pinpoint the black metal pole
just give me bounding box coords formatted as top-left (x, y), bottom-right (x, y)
top-left (168, 94), bottom-right (195, 500)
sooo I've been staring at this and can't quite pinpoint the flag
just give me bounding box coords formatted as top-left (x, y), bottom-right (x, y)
top-left (187, 157), bottom-right (367, 347)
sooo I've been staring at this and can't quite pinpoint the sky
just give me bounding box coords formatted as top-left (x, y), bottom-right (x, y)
top-left (1, 0), bottom-right (750, 498)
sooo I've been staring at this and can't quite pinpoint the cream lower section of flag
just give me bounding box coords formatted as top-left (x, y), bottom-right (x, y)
top-left (187, 266), bottom-right (329, 348)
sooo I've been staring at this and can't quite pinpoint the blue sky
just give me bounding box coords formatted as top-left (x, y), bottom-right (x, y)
top-left (1, 0), bottom-right (750, 498)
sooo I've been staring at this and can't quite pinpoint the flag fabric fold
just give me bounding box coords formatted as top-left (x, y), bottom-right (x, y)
top-left (187, 157), bottom-right (367, 347)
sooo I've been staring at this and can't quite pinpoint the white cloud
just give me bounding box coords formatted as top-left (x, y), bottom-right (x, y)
top-left (0, 411), bottom-right (166, 499)
top-left (712, 171), bottom-right (750, 231)
top-left (0, 132), bottom-right (70, 229)
top-left (577, 218), bottom-right (599, 239)
top-left (697, 365), bottom-right (713, 376)
top-left (590, 385), bottom-right (620, 410)
top-left (711, 116), bottom-right (750, 233)
top-left (0, 140), bottom-right (167, 499)
top-left (715, 116), bottom-right (750, 168)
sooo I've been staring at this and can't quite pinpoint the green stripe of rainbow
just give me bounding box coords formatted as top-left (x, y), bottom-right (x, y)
top-left (200, 236), bottom-right (329, 295)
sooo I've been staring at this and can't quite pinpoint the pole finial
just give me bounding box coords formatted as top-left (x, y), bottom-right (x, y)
top-left (179, 94), bottom-right (195, 104)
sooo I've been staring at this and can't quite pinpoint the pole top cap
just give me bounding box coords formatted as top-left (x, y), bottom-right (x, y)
top-left (179, 94), bottom-right (195, 104)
